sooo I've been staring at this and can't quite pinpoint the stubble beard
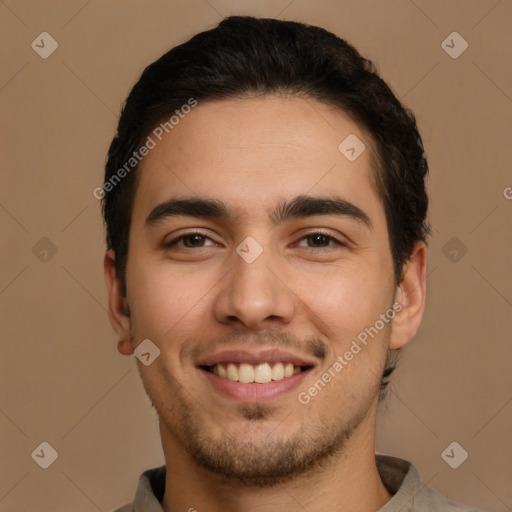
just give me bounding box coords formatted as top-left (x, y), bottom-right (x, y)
top-left (133, 330), bottom-right (384, 488)
top-left (155, 384), bottom-right (375, 488)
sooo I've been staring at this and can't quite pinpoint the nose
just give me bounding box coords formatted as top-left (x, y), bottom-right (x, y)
top-left (213, 247), bottom-right (296, 330)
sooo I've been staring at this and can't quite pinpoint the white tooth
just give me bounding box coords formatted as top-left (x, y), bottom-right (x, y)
top-left (272, 362), bottom-right (285, 381)
top-left (238, 363), bottom-right (255, 383)
top-left (212, 364), bottom-right (219, 376)
top-left (217, 364), bottom-right (227, 378)
top-left (226, 363), bottom-right (239, 382)
top-left (284, 363), bottom-right (294, 378)
top-left (254, 363), bottom-right (272, 383)
top-left (293, 366), bottom-right (301, 374)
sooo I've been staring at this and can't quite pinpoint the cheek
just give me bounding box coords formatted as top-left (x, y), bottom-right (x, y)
top-left (126, 257), bottom-right (218, 342)
top-left (292, 263), bottom-right (392, 342)
top-left (295, 268), bottom-right (393, 412)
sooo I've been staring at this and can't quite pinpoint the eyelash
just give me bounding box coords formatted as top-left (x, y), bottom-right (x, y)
top-left (164, 230), bottom-right (346, 250)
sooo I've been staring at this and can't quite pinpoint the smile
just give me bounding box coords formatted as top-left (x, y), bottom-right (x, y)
top-left (196, 348), bottom-right (317, 402)
top-left (202, 362), bottom-right (310, 384)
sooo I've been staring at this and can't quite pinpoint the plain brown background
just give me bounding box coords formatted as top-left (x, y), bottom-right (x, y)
top-left (1, 1), bottom-right (511, 511)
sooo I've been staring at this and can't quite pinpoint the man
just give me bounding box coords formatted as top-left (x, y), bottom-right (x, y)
top-left (102, 16), bottom-right (482, 512)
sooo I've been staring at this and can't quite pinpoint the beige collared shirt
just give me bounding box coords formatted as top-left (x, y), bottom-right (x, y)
top-left (112, 455), bottom-right (484, 511)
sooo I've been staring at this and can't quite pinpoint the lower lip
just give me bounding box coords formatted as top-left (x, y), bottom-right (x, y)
top-left (199, 367), bottom-right (313, 403)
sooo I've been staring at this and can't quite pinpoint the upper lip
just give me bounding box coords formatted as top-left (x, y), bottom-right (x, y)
top-left (196, 349), bottom-right (317, 368)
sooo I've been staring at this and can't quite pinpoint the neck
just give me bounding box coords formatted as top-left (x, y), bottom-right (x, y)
top-left (160, 410), bottom-right (392, 512)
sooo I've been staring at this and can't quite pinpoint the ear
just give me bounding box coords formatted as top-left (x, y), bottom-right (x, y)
top-left (389, 241), bottom-right (428, 349)
top-left (104, 249), bottom-right (134, 355)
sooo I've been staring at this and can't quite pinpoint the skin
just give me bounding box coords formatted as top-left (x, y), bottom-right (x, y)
top-left (105, 95), bottom-right (427, 512)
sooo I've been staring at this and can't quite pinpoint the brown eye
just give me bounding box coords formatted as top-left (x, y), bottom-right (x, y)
top-left (182, 234), bottom-right (208, 247)
top-left (306, 234), bottom-right (331, 247)
top-left (164, 232), bottom-right (216, 249)
top-left (296, 232), bottom-right (342, 248)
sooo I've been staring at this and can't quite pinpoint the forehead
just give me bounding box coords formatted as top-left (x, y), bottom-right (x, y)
top-left (133, 95), bottom-right (384, 226)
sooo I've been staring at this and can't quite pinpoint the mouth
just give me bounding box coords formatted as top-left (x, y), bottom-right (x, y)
top-left (196, 349), bottom-right (316, 402)
top-left (200, 362), bottom-right (313, 384)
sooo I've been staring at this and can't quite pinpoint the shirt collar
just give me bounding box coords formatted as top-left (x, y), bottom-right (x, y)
top-left (128, 455), bottom-right (419, 511)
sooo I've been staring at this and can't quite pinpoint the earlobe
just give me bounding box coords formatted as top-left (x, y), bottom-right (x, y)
top-left (389, 241), bottom-right (428, 350)
top-left (104, 250), bottom-right (134, 355)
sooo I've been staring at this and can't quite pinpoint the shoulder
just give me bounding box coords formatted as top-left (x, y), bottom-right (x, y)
top-left (415, 485), bottom-right (486, 511)
top-left (377, 455), bottom-right (487, 512)
top-left (110, 465), bottom-right (166, 512)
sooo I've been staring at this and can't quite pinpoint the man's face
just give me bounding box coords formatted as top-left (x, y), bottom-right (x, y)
top-left (122, 96), bottom-right (397, 485)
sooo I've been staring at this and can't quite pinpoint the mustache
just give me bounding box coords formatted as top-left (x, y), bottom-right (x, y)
top-left (184, 330), bottom-right (328, 362)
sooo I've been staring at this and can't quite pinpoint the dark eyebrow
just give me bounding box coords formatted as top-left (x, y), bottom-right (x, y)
top-left (145, 198), bottom-right (228, 226)
top-left (145, 195), bottom-right (371, 229)
top-left (271, 194), bottom-right (372, 228)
